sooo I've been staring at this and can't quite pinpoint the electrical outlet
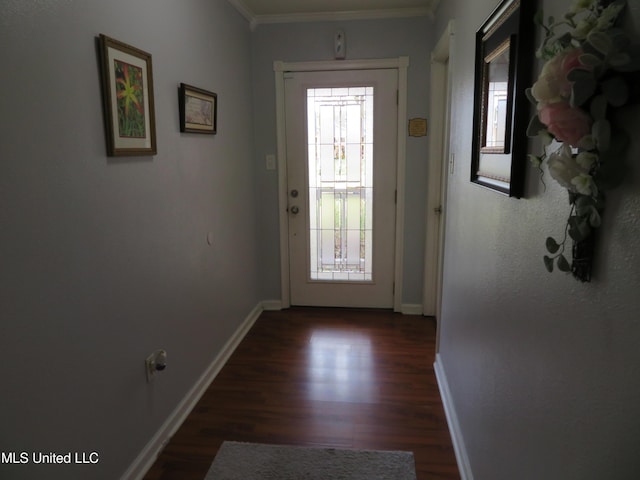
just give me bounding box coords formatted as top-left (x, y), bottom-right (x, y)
top-left (145, 353), bottom-right (156, 383)
top-left (145, 349), bottom-right (167, 383)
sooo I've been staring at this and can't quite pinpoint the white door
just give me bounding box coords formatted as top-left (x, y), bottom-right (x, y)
top-left (284, 69), bottom-right (398, 308)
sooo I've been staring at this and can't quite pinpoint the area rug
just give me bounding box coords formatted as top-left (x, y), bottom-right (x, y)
top-left (204, 441), bottom-right (417, 480)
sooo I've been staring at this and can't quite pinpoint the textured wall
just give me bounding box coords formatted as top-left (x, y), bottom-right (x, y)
top-left (250, 17), bottom-right (434, 305)
top-left (434, 0), bottom-right (640, 478)
top-left (0, 1), bottom-right (259, 478)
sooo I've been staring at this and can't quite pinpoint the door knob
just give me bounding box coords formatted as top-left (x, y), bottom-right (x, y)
top-left (291, 189), bottom-right (299, 198)
top-left (290, 206), bottom-right (300, 215)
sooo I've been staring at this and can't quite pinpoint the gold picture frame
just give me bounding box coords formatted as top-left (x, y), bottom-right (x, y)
top-left (98, 34), bottom-right (157, 156)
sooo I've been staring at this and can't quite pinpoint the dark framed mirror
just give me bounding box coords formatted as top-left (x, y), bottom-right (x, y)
top-left (471, 0), bottom-right (536, 197)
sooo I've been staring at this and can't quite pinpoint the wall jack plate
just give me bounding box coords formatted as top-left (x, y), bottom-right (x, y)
top-left (145, 349), bottom-right (167, 383)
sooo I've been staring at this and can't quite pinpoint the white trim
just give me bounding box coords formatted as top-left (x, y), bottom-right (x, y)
top-left (400, 304), bottom-right (423, 315)
top-left (121, 303), bottom-right (264, 480)
top-left (226, 0), bottom-right (439, 29)
top-left (274, 57), bottom-right (407, 73)
top-left (254, 8), bottom-right (433, 26)
top-left (423, 19), bottom-right (454, 325)
top-left (274, 65), bottom-right (291, 309)
top-left (261, 299), bottom-right (283, 311)
top-left (274, 57), bottom-right (408, 311)
top-left (227, 0), bottom-right (256, 28)
top-left (434, 354), bottom-right (474, 480)
top-left (393, 59), bottom-right (409, 313)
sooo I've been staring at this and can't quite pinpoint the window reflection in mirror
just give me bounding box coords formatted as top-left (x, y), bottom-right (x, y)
top-left (482, 39), bottom-right (511, 153)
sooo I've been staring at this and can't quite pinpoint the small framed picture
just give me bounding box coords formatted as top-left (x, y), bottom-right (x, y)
top-left (98, 34), bottom-right (157, 156)
top-left (179, 83), bottom-right (217, 134)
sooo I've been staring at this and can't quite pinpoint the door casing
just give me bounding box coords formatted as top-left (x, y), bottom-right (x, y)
top-left (274, 57), bottom-right (409, 311)
top-left (423, 21), bottom-right (455, 352)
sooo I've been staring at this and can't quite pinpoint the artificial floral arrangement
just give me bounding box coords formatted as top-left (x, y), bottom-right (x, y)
top-left (526, 0), bottom-right (639, 281)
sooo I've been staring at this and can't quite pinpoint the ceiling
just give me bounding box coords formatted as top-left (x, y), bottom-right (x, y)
top-left (228, 0), bottom-right (440, 28)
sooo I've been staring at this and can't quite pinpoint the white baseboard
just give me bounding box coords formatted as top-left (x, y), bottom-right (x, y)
top-left (121, 302), bottom-right (264, 480)
top-left (434, 354), bottom-right (474, 480)
top-left (264, 300), bottom-right (416, 313)
top-left (400, 303), bottom-right (423, 315)
top-left (261, 299), bottom-right (283, 311)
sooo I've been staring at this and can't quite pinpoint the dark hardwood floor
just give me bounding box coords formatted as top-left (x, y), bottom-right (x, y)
top-left (143, 307), bottom-right (460, 479)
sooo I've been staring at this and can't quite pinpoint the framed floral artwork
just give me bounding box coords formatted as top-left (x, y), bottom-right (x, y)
top-left (470, 0), bottom-right (536, 197)
top-left (98, 34), bottom-right (157, 156)
top-left (178, 83), bottom-right (217, 134)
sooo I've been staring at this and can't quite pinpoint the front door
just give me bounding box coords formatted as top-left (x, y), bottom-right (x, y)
top-left (283, 68), bottom-right (398, 308)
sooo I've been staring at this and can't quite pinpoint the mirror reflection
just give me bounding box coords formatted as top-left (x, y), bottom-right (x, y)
top-left (483, 39), bottom-right (510, 152)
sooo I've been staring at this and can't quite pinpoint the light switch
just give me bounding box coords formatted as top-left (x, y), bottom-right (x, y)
top-left (266, 154), bottom-right (276, 171)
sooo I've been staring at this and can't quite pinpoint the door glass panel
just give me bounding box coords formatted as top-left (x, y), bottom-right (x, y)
top-left (307, 86), bottom-right (374, 282)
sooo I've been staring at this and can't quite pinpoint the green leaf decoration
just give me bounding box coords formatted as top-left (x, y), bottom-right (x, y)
top-left (525, 88), bottom-right (537, 106)
top-left (568, 216), bottom-right (591, 242)
top-left (579, 53), bottom-right (603, 68)
top-left (575, 195), bottom-right (595, 216)
top-left (571, 77), bottom-right (597, 107)
top-left (599, 130), bottom-right (630, 164)
top-left (556, 32), bottom-right (573, 50)
top-left (545, 237), bottom-right (561, 254)
top-left (540, 130), bottom-right (554, 146)
top-left (543, 255), bottom-right (554, 273)
top-left (528, 154), bottom-right (543, 167)
top-left (590, 94), bottom-right (607, 120)
top-left (534, 10), bottom-right (544, 26)
top-left (592, 120), bottom-right (611, 151)
top-left (588, 207), bottom-right (602, 228)
top-left (588, 31), bottom-right (614, 55)
top-left (597, 157), bottom-right (628, 189)
top-left (610, 29), bottom-right (630, 51)
top-left (567, 68), bottom-right (594, 82)
top-left (528, 0), bottom-right (638, 278)
top-left (610, 52), bottom-right (631, 68)
top-left (526, 114), bottom-right (547, 138)
top-left (602, 76), bottom-right (629, 106)
top-left (557, 254), bottom-right (571, 272)
top-left (613, 47), bottom-right (640, 72)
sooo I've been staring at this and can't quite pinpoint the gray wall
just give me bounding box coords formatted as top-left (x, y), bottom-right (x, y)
top-left (0, 1), bottom-right (259, 479)
top-left (251, 17), bottom-right (434, 305)
top-left (434, 0), bottom-right (640, 478)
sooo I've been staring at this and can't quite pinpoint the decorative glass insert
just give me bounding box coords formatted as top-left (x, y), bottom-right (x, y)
top-left (307, 86), bottom-right (373, 282)
top-left (485, 80), bottom-right (508, 148)
top-left (482, 39), bottom-right (511, 152)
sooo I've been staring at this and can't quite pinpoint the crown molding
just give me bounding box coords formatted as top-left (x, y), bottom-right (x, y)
top-left (254, 7), bottom-right (434, 26)
top-left (227, 0), bottom-right (437, 30)
top-left (227, 0), bottom-right (255, 24)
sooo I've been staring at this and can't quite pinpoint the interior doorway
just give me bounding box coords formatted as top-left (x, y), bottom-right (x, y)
top-left (423, 21), bottom-right (455, 344)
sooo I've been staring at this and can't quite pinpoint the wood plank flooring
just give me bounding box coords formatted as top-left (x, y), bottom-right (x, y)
top-left (143, 307), bottom-right (460, 480)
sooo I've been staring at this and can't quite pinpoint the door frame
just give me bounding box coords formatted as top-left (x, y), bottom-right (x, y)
top-left (423, 21), bottom-right (455, 348)
top-left (274, 57), bottom-right (409, 311)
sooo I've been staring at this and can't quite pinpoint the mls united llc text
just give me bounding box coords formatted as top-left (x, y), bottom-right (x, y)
top-left (1, 451), bottom-right (99, 464)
